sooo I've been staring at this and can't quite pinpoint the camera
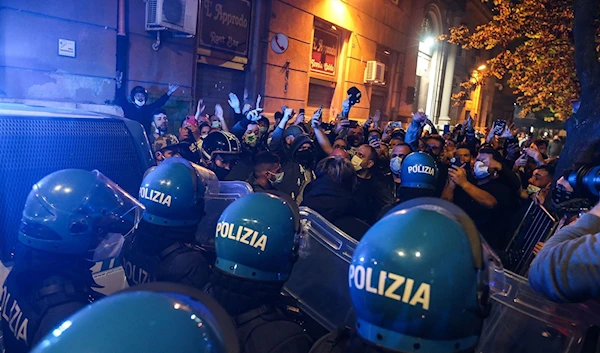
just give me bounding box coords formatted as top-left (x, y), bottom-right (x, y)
top-left (567, 165), bottom-right (600, 196)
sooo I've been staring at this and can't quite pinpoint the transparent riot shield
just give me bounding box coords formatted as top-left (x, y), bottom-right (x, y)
top-left (285, 206), bottom-right (600, 353)
top-left (476, 271), bottom-right (600, 353)
top-left (283, 206), bottom-right (358, 332)
top-left (195, 181), bottom-right (253, 253)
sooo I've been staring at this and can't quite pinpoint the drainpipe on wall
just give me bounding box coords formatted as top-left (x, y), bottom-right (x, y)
top-left (116, 0), bottom-right (128, 104)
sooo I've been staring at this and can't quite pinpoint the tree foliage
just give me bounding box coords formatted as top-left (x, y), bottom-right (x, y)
top-left (444, 0), bottom-right (583, 119)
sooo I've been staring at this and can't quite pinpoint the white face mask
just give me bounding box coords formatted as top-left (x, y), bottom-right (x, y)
top-left (526, 184), bottom-right (542, 195)
top-left (351, 155), bottom-right (364, 171)
top-left (390, 157), bottom-right (402, 175)
top-left (201, 133), bottom-right (209, 139)
top-left (211, 121), bottom-right (221, 129)
top-left (134, 99), bottom-right (145, 107)
top-left (473, 161), bottom-right (490, 179)
top-left (268, 171), bottom-right (285, 185)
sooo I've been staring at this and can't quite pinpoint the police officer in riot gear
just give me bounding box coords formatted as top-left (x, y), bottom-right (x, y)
top-left (310, 198), bottom-right (497, 353)
top-left (30, 283), bottom-right (239, 353)
top-left (379, 152), bottom-right (438, 219)
top-left (120, 157), bottom-right (216, 289)
top-left (3, 169), bottom-right (143, 353)
top-left (209, 191), bottom-right (313, 353)
top-left (201, 130), bottom-right (242, 180)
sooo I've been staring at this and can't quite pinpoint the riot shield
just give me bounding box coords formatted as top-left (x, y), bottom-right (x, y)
top-left (476, 271), bottom-right (600, 353)
top-left (283, 206), bottom-right (358, 332)
top-left (284, 206), bottom-right (600, 353)
top-left (195, 181), bottom-right (253, 252)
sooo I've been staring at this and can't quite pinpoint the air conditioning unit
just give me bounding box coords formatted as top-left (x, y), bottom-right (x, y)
top-left (364, 61), bottom-right (386, 84)
top-left (146, 0), bottom-right (198, 35)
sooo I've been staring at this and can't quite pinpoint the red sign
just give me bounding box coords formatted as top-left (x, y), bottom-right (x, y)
top-left (311, 28), bottom-right (338, 75)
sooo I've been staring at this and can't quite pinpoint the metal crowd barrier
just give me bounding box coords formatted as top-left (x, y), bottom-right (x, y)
top-left (503, 202), bottom-right (559, 276)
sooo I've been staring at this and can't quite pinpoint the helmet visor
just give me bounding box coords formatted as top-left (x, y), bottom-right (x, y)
top-left (85, 171), bottom-right (145, 261)
top-left (190, 163), bottom-right (220, 198)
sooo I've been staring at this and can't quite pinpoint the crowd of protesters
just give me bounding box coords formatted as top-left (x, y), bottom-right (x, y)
top-left (134, 85), bottom-right (568, 253)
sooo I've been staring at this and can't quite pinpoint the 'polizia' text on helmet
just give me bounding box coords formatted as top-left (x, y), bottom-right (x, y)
top-left (350, 198), bottom-right (499, 353)
top-left (139, 158), bottom-right (219, 227)
top-left (214, 192), bottom-right (301, 282)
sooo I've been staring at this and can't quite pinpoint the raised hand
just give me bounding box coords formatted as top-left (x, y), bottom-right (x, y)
top-left (167, 83), bottom-right (179, 96)
top-left (196, 99), bottom-right (205, 115)
top-left (215, 104), bottom-right (224, 120)
top-left (228, 93), bottom-right (241, 114)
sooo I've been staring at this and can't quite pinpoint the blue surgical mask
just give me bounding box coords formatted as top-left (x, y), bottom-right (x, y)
top-left (390, 157), bottom-right (402, 175)
top-left (473, 161), bottom-right (489, 179)
top-left (211, 121), bottom-right (221, 129)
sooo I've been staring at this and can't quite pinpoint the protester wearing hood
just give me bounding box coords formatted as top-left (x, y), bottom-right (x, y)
top-left (269, 108), bottom-right (303, 161)
top-left (352, 144), bottom-right (395, 224)
top-left (116, 84), bottom-right (179, 136)
top-left (301, 156), bottom-right (370, 240)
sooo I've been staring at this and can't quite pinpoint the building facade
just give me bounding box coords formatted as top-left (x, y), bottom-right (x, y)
top-left (1, 0), bottom-right (511, 131)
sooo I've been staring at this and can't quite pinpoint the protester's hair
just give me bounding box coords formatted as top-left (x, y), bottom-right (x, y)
top-left (315, 156), bottom-right (357, 191)
top-left (426, 134), bottom-right (445, 148)
top-left (247, 121), bottom-right (258, 128)
top-left (478, 147), bottom-right (502, 161)
top-left (368, 129), bottom-right (382, 138)
top-left (199, 122), bottom-right (210, 130)
top-left (534, 139), bottom-right (549, 148)
top-left (395, 143), bottom-right (413, 152)
top-left (456, 143), bottom-right (474, 156)
top-left (253, 151), bottom-right (280, 173)
top-left (258, 116), bottom-right (270, 128)
top-left (274, 111), bottom-right (283, 121)
top-left (153, 109), bottom-right (167, 117)
top-left (534, 164), bottom-right (556, 177)
top-left (362, 145), bottom-right (378, 164)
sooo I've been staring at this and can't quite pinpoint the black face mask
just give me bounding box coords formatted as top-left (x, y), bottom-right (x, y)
top-left (214, 166), bottom-right (230, 180)
top-left (295, 149), bottom-right (315, 166)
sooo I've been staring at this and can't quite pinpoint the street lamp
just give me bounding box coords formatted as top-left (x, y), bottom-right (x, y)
top-left (477, 64), bottom-right (487, 71)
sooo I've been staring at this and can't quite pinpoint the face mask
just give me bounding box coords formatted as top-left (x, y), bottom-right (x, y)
top-left (211, 121), bottom-right (221, 129)
top-left (351, 155), bottom-right (364, 171)
top-left (295, 149), bottom-right (315, 166)
top-left (268, 171), bottom-right (285, 185)
top-left (473, 161), bottom-right (489, 179)
top-left (526, 184), bottom-right (541, 195)
top-left (259, 126), bottom-right (268, 135)
top-left (244, 133), bottom-right (258, 147)
top-left (214, 165), bottom-right (230, 180)
top-left (390, 157), bottom-right (402, 175)
top-left (134, 99), bottom-right (145, 107)
top-left (201, 133), bottom-right (208, 139)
